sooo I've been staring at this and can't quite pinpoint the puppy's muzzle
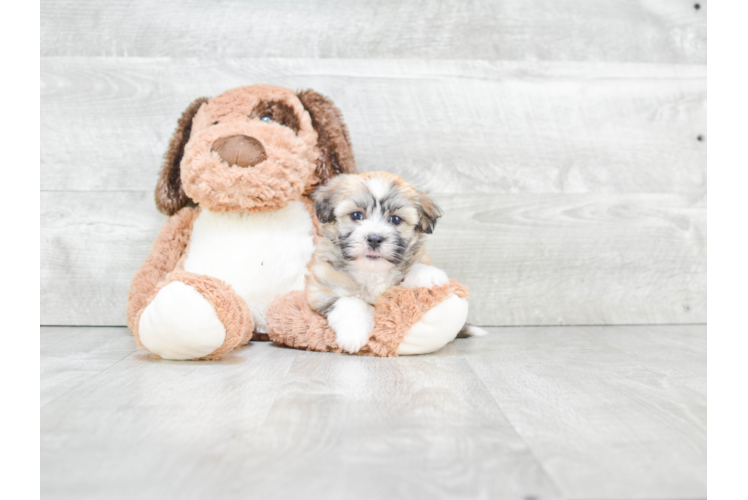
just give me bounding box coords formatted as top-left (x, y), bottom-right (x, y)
top-left (211, 135), bottom-right (267, 168)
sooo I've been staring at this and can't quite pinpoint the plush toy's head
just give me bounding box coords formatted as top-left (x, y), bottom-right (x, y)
top-left (155, 84), bottom-right (357, 215)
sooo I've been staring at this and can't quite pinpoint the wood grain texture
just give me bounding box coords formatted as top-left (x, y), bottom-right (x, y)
top-left (40, 0), bottom-right (706, 63)
top-left (40, 328), bottom-right (560, 500)
top-left (235, 344), bottom-right (559, 499)
top-left (41, 191), bottom-right (167, 326)
top-left (459, 325), bottom-right (706, 499)
top-left (40, 3), bottom-right (707, 328)
top-left (41, 334), bottom-right (302, 500)
top-left (429, 192), bottom-right (706, 326)
top-left (41, 190), bottom-right (705, 326)
top-left (41, 326), bottom-right (138, 406)
top-left (41, 58), bottom-right (706, 195)
top-left (41, 325), bottom-right (706, 499)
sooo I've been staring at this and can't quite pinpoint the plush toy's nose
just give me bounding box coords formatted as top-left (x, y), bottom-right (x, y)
top-left (210, 135), bottom-right (267, 168)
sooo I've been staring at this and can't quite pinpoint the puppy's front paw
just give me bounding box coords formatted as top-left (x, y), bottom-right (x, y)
top-left (401, 263), bottom-right (449, 289)
top-left (327, 297), bottom-right (375, 353)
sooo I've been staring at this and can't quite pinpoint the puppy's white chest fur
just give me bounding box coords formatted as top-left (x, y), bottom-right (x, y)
top-left (349, 258), bottom-right (403, 304)
top-left (183, 201), bottom-right (315, 332)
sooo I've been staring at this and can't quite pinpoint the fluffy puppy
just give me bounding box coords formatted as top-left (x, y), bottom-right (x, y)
top-left (307, 171), bottom-right (485, 353)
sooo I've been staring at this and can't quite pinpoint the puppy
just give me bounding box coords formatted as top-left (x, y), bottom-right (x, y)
top-left (307, 171), bottom-right (486, 353)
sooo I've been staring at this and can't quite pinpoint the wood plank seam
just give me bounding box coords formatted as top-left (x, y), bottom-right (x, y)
top-left (41, 350), bottom-right (138, 409)
top-left (461, 355), bottom-right (565, 498)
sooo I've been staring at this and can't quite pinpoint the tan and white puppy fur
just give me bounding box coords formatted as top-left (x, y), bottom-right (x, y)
top-left (307, 171), bottom-right (486, 353)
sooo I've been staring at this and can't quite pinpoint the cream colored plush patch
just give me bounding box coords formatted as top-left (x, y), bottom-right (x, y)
top-left (395, 294), bottom-right (468, 355)
top-left (183, 200), bottom-right (315, 332)
top-left (139, 281), bottom-right (227, 360)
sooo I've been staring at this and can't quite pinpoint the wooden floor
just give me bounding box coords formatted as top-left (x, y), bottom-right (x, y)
top-left (41, 325), bottom-right (706, 500)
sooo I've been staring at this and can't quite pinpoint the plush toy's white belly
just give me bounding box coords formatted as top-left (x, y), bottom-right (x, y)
top-left (183, 201), bottom-right (315, 332)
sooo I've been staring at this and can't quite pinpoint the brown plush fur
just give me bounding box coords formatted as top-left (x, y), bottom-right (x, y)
top-left (131, 84), bottom-right (472, 360)
top-left (179, 86), bottom-right (320, 213)
top-left (154, 85), bottom-right (358, 216)
top-left (156, 98), bottom-right (209, 216)
top-left (266, 279), bottom-right (469, 356)
top-left (297, 89), bottom-right (357, 189)
top-left (127, 203), bottom-right (253, 358)
top-left (129, 84), bottom-right (358, 360)
top-left (250, 100), bottom-right (300, 133)
top-left (250, 197), bottom-right (320, 343)
top-left (127, 206), bottom-right (200, 331)
top-left (368, 280), bottom-right (468, 356)
top-left (131, 271), bottom-right (254, 360)
top-left (157, 272), bottom-right (254, 359)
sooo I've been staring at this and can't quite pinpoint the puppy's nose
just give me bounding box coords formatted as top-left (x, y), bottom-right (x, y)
top-left (366, 234), bottom-right (384, 249)
top-left (210, 135), bottom-right (267, 168)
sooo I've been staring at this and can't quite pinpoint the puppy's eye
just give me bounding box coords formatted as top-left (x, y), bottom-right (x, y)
top-left (260, 115), bottom-right (272, 123)
top-left (350, 212), bottom-right (364, 221)
top-left (389, 215), bottom-right (402, 225)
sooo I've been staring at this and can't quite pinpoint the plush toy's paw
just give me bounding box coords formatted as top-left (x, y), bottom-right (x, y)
top-left (327, 297), bottom-right (375, 354)
top-left (395, 294), bottom-right (469, 355)
top-left (401, 263), bottom-right (450, 289)
top-left (139, 281), bottom-right (227, 360)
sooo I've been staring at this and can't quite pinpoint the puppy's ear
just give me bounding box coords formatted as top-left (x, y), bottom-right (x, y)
top-left (297, 89), bottom-right (357, 185)
top-left (155, 97), bottom-right (209, 215)
top-left (311, 177), bottom-right (343, 224)
top-left (416, 194), bottom-right (442, 234)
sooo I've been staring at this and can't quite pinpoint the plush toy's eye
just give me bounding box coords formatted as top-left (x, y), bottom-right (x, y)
top-left (389, 215), bottom-right (402, 225)
top-left (260, 115), bottom-right (272, 123)
top-left (350, 212), bottom-right (364, 221)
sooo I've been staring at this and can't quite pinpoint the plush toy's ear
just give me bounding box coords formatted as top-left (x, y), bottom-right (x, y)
top-left (416, 194), bottom-right (442, 234)
top-left (155, 97), bottom-right (209, 215)
top-left (297, 89), bottom-right (357, 185)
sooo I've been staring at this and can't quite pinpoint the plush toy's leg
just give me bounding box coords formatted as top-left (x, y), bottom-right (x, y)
top-left (266, 279), bottom-right (470, 357)
top-left (394, 294), bottom-right (468, 355)
top-left (393, 264), bottom-right (469, 355)
top-left (134, 271), bottom-right (253, 360)
top-left (366, 279), bottom-right (470, 356)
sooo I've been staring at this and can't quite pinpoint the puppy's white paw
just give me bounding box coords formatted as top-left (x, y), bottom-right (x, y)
top-left (327, 297), bottom-right (375, 353)
top-left (401, 263), bottom-right (450, 289)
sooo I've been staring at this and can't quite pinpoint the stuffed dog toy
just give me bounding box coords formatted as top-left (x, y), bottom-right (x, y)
top-left (127, 84), bottom-right (470, 360)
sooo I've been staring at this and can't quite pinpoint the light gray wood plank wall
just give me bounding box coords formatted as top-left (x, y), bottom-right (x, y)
top-left (40, 2), bottom-right (707, 327)
top-left (41, 0), bottom-right (706, 63)
top-left (41, 59), bottom-right (706, 194)
top-left (41, 191), bottom-right (705, 326)
top-left (41, 192), bottom-right (166, 326)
